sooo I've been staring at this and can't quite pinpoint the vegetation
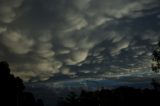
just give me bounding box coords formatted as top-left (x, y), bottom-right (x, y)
top-left (152, 42), bottom-right (160, 72)
top-left (0, 61), bottom-right (44, 106)
top-left (57, 86), bottom-right (160, 106)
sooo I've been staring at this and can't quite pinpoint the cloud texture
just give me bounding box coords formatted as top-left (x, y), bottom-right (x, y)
top-left (0, 0), bottom-right (160, 82)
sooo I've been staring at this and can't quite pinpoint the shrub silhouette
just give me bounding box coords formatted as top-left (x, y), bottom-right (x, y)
top-left (0, 61), bottom-right (44, 106)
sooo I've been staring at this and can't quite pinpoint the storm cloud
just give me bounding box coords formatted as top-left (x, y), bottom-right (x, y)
top-left (0, 0), bottom-right (160, 82)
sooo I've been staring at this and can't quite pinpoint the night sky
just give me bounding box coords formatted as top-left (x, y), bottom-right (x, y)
top-left (0, 0), bottom-right (160, 90)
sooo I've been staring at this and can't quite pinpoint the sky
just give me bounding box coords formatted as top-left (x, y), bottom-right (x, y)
top-left (0, 0), bottom-right (160, 88)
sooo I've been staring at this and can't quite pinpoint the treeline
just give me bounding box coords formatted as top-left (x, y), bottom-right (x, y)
top-left (57, 85), bottom-right (160, 106)
top-left (0, 61), bottom-right (44, 106)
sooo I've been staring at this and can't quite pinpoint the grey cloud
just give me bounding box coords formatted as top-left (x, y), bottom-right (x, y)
top-left (106, 31), bottom-right (124, 43)
top-left (141, 31), bottom-right (159, 44)
top-left (1, 30), bottom-right (34, 54)
top-left (72, 21), bottom-right (160, 80)
top-left (0, 26), bottom-right (7, 33)
top-left (73, 0), bottom-right (90, 10)
top-left (111, 40), bottom-right (130, 56)
top-left (88, 0), bottom-right (158, 19)
top-left (0, 0), bottom-right (159, 82)
top-left (65, 49), bottom-right (89, 65)
top-left (0, 0), bottom-right (24, 23)
top-left (63, 12), bottom-right (88, 32)
top-left (60, 67), bottom-right (76, 76)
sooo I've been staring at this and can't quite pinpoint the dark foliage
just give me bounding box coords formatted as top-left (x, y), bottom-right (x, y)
top-left (57, 86), bottom-right (160, 106)
top-left (0, 61), bottom-right (44, 106)
top-left (152, 41), bottom-right (160, 72)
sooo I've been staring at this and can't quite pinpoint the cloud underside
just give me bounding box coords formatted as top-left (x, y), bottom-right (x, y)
top-left (0, 0), bottom-right (160, 82)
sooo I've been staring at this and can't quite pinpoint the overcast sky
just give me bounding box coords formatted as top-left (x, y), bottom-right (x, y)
top-left (0, 0), bottom-right (160, 87)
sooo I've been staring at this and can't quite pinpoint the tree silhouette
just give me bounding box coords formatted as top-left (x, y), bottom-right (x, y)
top-left (151, 79), bottom-right (160, 90)
top-left (0, 61), bottom-right (44, 106)
top-left (57, 87), bottom-right (160, 106)
top-left (57, 92), bottom-right (80, 106)
top-left (151, 41), bottom-right (160, 91)
top-left (152, 42), bottom-right (160, 72)
top-left (36, 99), bottom-right (44, 106)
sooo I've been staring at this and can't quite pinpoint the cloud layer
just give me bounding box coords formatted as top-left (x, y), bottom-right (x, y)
top-left (0, 0), bottom-right (160, 82)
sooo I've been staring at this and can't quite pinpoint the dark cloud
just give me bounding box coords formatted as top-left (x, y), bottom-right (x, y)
top-left (0, 0), bottom-right (160, 83)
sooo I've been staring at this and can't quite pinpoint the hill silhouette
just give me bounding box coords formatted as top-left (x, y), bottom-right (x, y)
top-left (0, 61), bottom-right (44, 106)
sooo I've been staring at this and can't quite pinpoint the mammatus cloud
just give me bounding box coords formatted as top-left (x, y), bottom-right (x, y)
top-left (111, 40), bottom-right (130, 56)
top-left (0, 0), bottom-right (24, 23)
top-left (0, 0), bottom-right (160, 82)
top-left (0, 26), bottom-right (7, 33)
top-left (1, 31), bottom-right (34, 54)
